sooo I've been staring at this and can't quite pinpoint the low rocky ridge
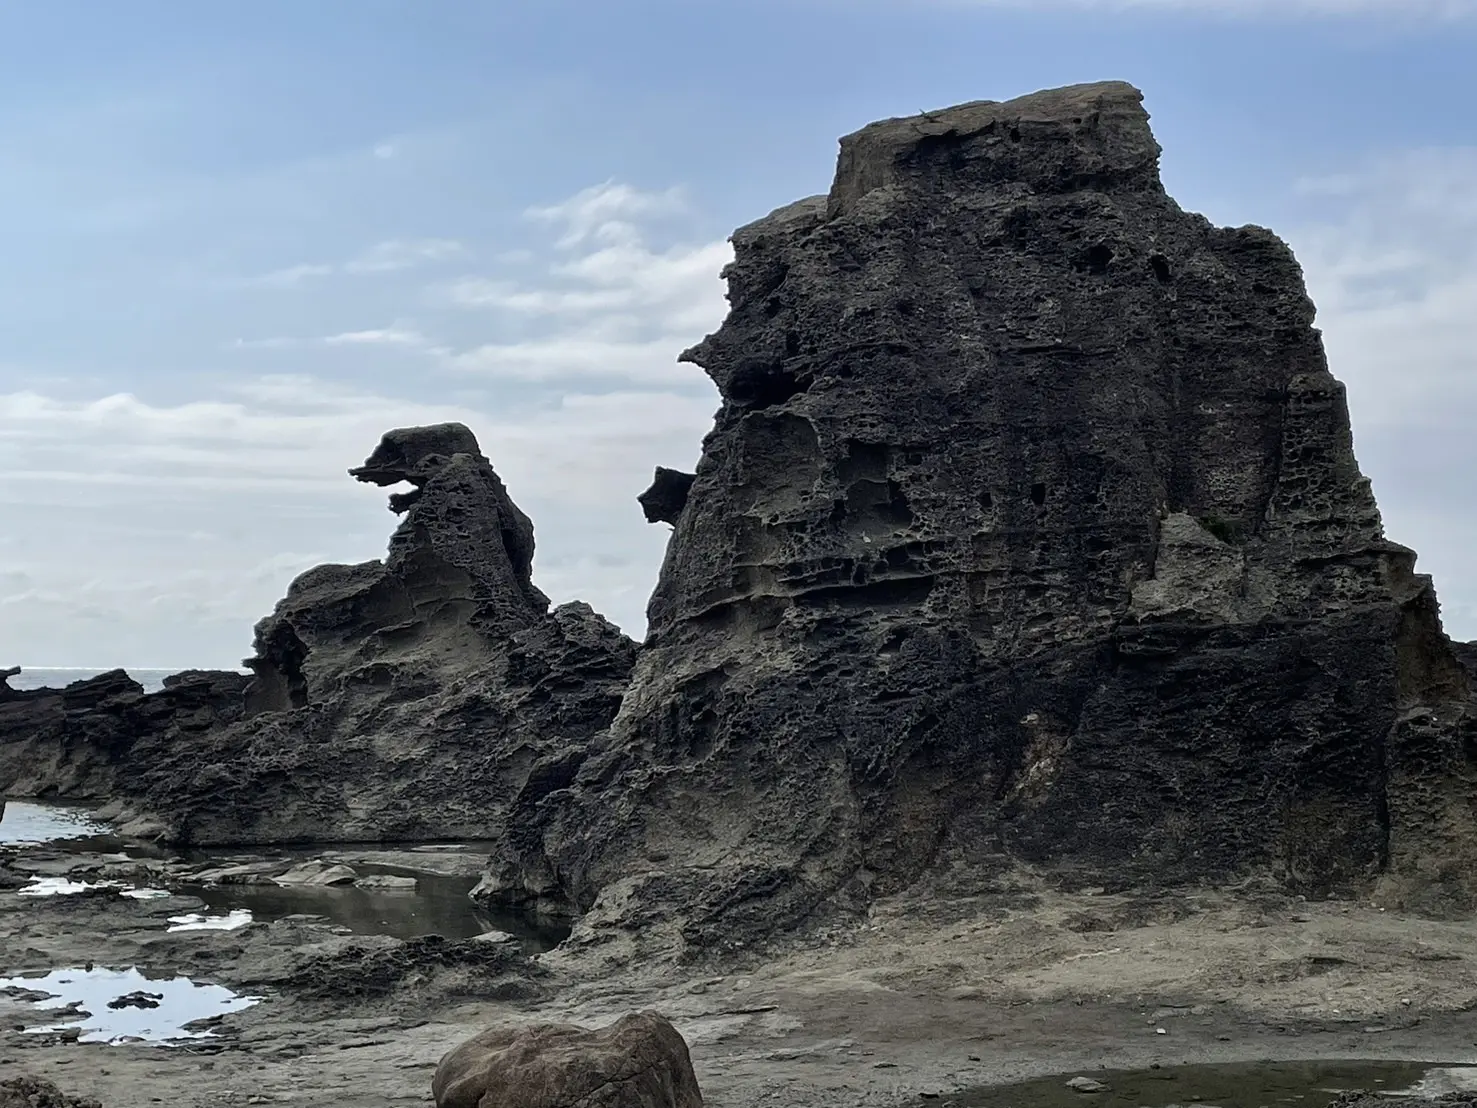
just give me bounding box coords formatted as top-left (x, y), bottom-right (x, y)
top-left (480, 80), bottom-right (1477, 948)
top-left (3, 81), bottom-right (1476, 958)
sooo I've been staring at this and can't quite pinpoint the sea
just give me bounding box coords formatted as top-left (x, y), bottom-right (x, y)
top-left (3, 668), bottom-right (234, 694)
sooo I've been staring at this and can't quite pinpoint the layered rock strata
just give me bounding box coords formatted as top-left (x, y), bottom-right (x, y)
top-left (480, 81), bottom-right (1477, 944)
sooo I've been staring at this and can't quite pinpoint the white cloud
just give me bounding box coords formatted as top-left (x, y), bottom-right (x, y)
top-left (321, 326), bottom-right (432, 348)
top-left (246, 238), bottom-right (466, 286)
top-left (372, 143), bottom-right (397, 160)
top-left (527, 181), bottom-right (688, 248)
top-left (343, 237), bottom-right (466, 274)
top-left (442, 182), bottom-right (731, 385)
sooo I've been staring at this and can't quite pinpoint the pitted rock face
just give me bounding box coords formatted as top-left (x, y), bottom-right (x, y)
top-left (493, 80), bottom-right (1477, 944)
top-left (350, 422), bottom-right (487, 487)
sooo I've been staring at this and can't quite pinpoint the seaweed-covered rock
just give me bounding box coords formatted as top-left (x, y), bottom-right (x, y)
top-left (486, 81), bottom-right (1477, 947)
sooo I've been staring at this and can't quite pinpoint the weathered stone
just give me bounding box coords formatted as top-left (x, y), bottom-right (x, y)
top-left (486, 80), bottom-right (1477, 947)
top-left (354, 874), bottom-right (419, 891)
top-left (274, 861), bottom-right (357, 887)
top-left (638, 468), bottom-right (697, 526)
top-left (432, 1011), bottom-right (702, 1108)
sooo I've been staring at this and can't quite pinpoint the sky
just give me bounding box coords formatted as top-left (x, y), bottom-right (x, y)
top-left (0, 0), bottom-right (1474, 669)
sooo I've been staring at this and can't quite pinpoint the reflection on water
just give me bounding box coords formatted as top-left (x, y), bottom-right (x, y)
top-left (5, 800), bottom-right (571, 952)
top-left (946, 1060), bottom-right (1477, 1108)
top-left (0, 799), bottom-right (113, 845)
top-left (181, 870), bottom-right (570, 950)
top-left (0, 965), bottom-right (259, 1045)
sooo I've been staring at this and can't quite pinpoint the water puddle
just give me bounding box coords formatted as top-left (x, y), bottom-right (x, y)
top-left (0, 800), bottom-right (113, 846)
top-left (180, 871), bottom-right (570, 950)
top-left (6, 802), bottom-right (570, 951)
top-left (0, 966), bottom-right (260, 1045)
top-left (944, 1060), bottom-right (1477, 1108)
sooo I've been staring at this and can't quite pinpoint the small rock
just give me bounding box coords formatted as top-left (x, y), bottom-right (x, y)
top-left (273, 861), bottom-right (357, 887)
top-left (353, 874), bottom-right (418, 891)
top-left (108, 991), bottom-right (163, 1010)
top-left (1066, 1077), bottom-right (1108, 1093)
top-left (471, 930), bottom-right (518, 945)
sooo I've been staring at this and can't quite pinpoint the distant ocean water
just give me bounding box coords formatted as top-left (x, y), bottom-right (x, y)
top-left (4, 668), bottom-right (237, 694)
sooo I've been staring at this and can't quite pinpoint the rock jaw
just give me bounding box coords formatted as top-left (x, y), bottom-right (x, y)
top-left (496, 81), bottom-right (1477, 948)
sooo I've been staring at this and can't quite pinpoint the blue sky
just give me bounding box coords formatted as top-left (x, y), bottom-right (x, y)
top-left (1, 0), bottom-right (1474, 667)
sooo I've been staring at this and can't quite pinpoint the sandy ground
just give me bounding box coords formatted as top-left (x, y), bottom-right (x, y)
top-left (5, 843), bottom-right (1477, 1108)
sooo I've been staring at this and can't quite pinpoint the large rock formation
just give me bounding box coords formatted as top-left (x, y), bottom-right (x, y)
top-left (2, 425), bottom-right (636, 848)
top-left (480, 81), bottom-right (1477, 944)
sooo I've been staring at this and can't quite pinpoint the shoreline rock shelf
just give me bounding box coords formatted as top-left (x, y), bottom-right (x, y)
top-left (3, 81), bottom-right (1476, 956)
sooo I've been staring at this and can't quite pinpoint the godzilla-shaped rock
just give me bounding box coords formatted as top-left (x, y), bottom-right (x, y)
top-left (486, 81), bottom-right (1477, 944)
top-left (3, 424), bottom-right (637, 849)
top-left (115, 423), bottom-right (638, 845)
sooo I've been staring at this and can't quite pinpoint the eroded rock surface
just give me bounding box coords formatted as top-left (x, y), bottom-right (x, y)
top-left (432, 1011), bottom-right (702, 1108)
top-left (484, 81), bottom-right (1477, 947)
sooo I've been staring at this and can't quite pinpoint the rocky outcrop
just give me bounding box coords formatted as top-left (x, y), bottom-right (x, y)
top-left (103, 424), bottom-right (637, 845)
top-left (0, 669), bottom-right (251, 800)
top-left (481, 81), bottom-right (1477, 945)
top-left (433, 1012), bottom-right (703, 1108)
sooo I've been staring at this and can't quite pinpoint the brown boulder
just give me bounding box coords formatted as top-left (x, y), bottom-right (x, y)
top-left (432, 1011), bottom-right (702, 1108)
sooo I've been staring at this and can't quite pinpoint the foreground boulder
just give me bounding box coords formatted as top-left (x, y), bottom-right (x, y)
top-left (433, 1012), bottom-right (702, 1108)
top-left (483, 80), bottom-right (1477, 944)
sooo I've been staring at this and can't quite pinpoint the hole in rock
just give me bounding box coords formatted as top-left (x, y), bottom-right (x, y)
top-left (1030, 482), bottom-right (1047, 507)
top-left (1082, 244), bottom-right (1114, 276)
top-left (1150, 253), bottom-right (1172, 283)
top-left (729, 366), bottom-right (807, 410)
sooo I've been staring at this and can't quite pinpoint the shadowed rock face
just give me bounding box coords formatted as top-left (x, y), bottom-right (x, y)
top-left (483, 81), bottom-right (1477, 945)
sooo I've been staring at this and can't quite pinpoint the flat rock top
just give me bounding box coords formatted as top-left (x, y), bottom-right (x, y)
top-left (828, 80), bottom-right (1160, 214)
